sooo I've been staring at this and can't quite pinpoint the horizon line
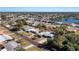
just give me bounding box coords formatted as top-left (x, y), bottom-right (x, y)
top-left (0, 7), bottom-right (79, 12)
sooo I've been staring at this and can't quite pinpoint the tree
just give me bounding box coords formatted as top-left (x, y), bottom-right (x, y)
top-left (47, 38), bottom-right (54, 45)
top-left (36, 24), bottom-right (46, 30)
top-left (14, 19), bottom-right (24, 30)
top-left (1, 14), bottom-right (6, 20)
top-left (44, 24), bottom-right (79, 51)
top-left (17, 39), bottom-right (27, 46)
top-left (49, 16), bottom-right (63, 23)
top-left (1, 14), bottom-right (6, 25)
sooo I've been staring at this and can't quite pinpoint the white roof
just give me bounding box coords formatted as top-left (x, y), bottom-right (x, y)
top-left (23, 26), bottom-right (33, 30)
top-left (32, 21), bottom-right (40, 26)
top-left (40, 32), bottom-right (51, 35)
top-left (39, 32), bottom-right (54, 37)
top-left (6, 25), bottom-right (11, 28)
top-left (56, 22), bottom-right (63, 24)
top-left (24, 26), bottom-right (39, 33)
top-left (28, 28), bottom-right (37, 31)
top-left (3, 34), bottom-right (13, 39)
top-left (0, 34), bottom-right (12, 42)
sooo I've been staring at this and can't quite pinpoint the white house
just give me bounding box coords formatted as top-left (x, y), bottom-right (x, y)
top-left (39, 31), bottom-right (54, 38)
top-left (23, 26), bottom-right (39, 34)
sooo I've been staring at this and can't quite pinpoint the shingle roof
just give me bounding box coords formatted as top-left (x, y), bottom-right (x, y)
top-left (5, 41), bottom-right (18, 51)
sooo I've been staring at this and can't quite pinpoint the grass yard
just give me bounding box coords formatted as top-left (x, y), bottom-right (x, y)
top-left (20, 31), bottom-right (32, 36)
top-left (17, 39), bottom-right (31, 46)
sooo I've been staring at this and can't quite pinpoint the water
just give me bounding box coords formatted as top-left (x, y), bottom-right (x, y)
top-left (63, 18), bottom-right (79, 24)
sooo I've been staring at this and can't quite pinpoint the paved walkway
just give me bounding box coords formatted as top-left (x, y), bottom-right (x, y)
top-left (24, 44), bottom-right (34, 49)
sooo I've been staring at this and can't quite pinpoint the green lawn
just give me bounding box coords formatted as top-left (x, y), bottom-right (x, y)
top-left (17, 39), bottom-right (31, 46)
top-left (20, 31), bottom-right (32, 36)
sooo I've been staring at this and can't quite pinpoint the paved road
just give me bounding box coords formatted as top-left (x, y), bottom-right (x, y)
top-left (2, 25), bottom-right (48, 50)
top-left (15, 32), bottom-right (41, 46)
top-left (2, 25), bottom-right (40, 46)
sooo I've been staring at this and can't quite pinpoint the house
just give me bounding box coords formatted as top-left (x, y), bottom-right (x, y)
top-left (0, 33), bottom-right (13, 50)
top-left (5, 24), bottom-right (11, 28)
top-left (5, 41), bottom-right (20, 51)
top-left (75, 24), bottom-right (79, 28)
top-left (39, 31), bottom-right (54, 38)
top-left (27, 28), bottom-right (39, 34)
top-left (66, 27), bottom-right (79, 32)
top-left (70, 23), bottom-right (77, 27)
top-left (32, 21), bottom-right (40, 27)
top-left (56, 22), bottom-right (63, 25)
top-left (23, 26), bottom-right (39, 34)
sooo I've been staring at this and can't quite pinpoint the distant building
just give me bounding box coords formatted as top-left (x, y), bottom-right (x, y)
top-left (32, 21), bottom-right (40, 27)
top-left (66, 27), bottom-right (79, 32)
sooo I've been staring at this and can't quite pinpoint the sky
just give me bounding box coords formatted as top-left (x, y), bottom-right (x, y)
top-left (0, 7), bottom-right (79, 12)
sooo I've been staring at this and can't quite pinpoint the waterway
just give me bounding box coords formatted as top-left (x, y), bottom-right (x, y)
top-left (63, 18), bottom-right (79, 24)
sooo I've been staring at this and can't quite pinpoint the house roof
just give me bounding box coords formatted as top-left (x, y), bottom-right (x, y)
top-left (23, 26), bottom-right (39, 33)
top-left (66, 27), bottom-right (79, 32)
top-left (5, 41), bottom-right (18, 51)
top-left (23, 26), bottom-right (33, 30)
top-left (39, 31), bottom-right (54, 37)
top-left (0, 34), bottom-right (12, 42)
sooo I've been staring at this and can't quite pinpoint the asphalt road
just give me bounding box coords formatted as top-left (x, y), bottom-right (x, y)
top-left (15, 32), bottom-right (41, 46)
top-left (2, 25), bottom-right (49, 51)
